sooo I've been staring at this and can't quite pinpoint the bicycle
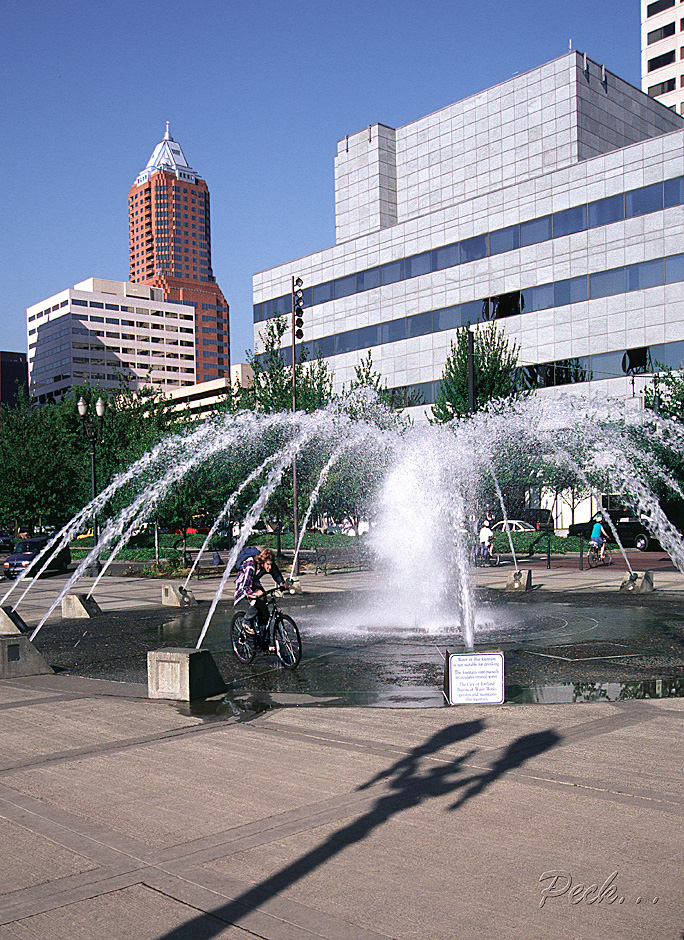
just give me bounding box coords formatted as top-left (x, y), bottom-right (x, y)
top-left (586, 543), bottom-right (612, 567)
top-left (473, 543), bottom-right (500, 567)
top-left (230, 587), bottom-right (302, 669)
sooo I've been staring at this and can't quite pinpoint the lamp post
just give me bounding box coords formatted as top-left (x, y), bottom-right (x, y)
top-left (78, 396), bottom-right (105, 574)
top-left (291, 276), bottom-right (304, 576)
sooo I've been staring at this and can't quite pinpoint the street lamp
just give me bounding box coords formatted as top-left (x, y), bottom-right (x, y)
top-left (78, 396), bottom-right (106, 573)
top-left (291, 277), bottom-right (304, 575)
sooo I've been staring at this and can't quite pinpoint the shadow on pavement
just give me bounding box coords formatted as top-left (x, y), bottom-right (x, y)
top-left (153, 720), bottom-right (561, 940)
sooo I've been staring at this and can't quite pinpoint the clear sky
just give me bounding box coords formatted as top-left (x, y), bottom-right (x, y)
top-left (0, 0), bottom-right (642, 367)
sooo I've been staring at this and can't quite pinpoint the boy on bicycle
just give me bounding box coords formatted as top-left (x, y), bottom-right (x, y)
top-left (234, 548), bottom-right (290, 638)
top-left (589, 517), bottom-right (610, 561)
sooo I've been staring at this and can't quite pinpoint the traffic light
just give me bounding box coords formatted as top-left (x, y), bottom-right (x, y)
top-left (293, 277), bottom-right (304, 340)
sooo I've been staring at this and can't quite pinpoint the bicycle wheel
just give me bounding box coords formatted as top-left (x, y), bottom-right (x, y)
top-left (602, 548), bottom-right (612, 566)
top-left (586, 548), bottom-right (598, 568)
top-left (488, 553), bottom-right (500, 567)
top-left (274, 614), bottom-right (301, 669)
top-left (230, 612), bottom-right (256, 664)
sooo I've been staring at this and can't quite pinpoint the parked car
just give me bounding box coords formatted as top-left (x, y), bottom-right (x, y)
top-left (0, 531), bottom-right (14, 553)
top-left (3, 538), bottom-right (71, 579)
top-left (491, 520), bottom-right (536, 533)
top-left (567, 511), bottom-right (657, 551)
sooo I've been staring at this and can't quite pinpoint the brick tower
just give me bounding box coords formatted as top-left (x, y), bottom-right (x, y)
top-left (129, 124), bottom-right (229, 382)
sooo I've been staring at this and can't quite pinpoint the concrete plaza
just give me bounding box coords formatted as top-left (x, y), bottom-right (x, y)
top-left (0, 563), bottom-right (682, 938)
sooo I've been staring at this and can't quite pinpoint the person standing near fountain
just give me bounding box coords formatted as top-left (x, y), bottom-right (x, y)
top-left (234, 548), bottom-right (290, 638)
top-left (590, 517), bottom-right (610, 561)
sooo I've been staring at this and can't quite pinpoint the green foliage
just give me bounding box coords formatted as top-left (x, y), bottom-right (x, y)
top-left (242, 317), bottom-right (335, 414)
top-left (431, 321), bottom-right (525, 423)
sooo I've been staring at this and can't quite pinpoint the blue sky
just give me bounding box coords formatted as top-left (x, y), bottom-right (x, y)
top-left (0, 0), bottom-right (641, 366)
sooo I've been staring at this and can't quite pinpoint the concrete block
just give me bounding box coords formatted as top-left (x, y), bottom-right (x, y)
top-left (506, 569), bottom-right (532, 592)
top-left (620, 570), bottom-right (654, 594)
top-left (0, 606), bottom-right (28, 635)
top-left (61, 594), bottom-right (102, 619)
top-left (147, 648), bottom-right (226, 701)
top-left (0, 635), bottom-right (52, 678)
top-left (162, 584), bottom-right (197, 607)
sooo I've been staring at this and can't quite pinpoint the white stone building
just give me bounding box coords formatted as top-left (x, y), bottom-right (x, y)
top-left (27, 278), bottom-right (196, 402)
top-left (641, 0), bottom-right (683, 113)
top-left (253, 52), bottom-right (684, 419)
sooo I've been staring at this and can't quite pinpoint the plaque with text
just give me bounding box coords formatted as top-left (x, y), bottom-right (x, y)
top-left (444, 650), bottom-right (504, 705)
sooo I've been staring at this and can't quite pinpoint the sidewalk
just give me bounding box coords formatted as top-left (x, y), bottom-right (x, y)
top-left (0, 671), bottom-right (682, 939)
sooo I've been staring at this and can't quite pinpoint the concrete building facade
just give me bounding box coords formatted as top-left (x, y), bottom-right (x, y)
top-left (253, 52), bottom-right (684, 417)
top-left (129, 125), bottom-right (230, 383)
top-left (27, 278), bottom-right (196, 402)
top-left (641, 0), bottom-right (684, 113)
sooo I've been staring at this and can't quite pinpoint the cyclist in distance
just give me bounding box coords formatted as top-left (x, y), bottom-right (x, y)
top-left (589, 516), bottom-right (610, 561)
top-left (234, 548), bottom-right (290, 638)
top-left (478, 520), bottom-right (495, 563)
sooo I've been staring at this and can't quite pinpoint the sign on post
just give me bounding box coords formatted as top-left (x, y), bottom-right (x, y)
top-left (444, 650), bottom-right (505, 705)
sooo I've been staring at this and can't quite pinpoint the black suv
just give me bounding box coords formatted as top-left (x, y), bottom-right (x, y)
top-left (568, 511), bottom-right (655, 551)
top-left (3, 538), bottom-right (71, 578)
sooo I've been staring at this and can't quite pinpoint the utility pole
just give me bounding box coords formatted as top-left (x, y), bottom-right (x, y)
top-left (291, 277), bottom-right (304, 575)
top-left (467, 328), bottom-right (475, 414)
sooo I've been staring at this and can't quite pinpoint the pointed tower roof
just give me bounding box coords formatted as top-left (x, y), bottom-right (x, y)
top-left (134, 124), bottom-right (198, 186)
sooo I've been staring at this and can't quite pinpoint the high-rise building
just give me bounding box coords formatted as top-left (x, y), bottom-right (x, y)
top-left (27, 278), bottom-right (196, 403)
top-left (641, 0), bottom-right (683, 113)
top-left (0, 352), bottom-right (28, 407)
top-left (129, 125), bottom-right (230, 383)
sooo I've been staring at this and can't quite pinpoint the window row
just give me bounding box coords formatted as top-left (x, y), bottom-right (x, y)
top-left (254, 177), bottom-right (684, 322)
top-left (273, 251), bottom-right (684, 364)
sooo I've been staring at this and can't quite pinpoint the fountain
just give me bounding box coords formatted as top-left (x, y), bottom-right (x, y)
top-left (4, 390), bottom-right (684, 701)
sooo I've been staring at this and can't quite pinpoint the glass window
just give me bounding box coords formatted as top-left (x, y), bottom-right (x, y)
top-left (625, 182), bottom-right (663, 218)
top-left (665, 253), bottom-right (684, 283)
top-left (553, 204), bottom-right (587, 237)
top-left (664, 177), bottom-right (683, 208)
top-left (434, 305), bottom-right (461, 332)
top-left (648, 78), bottom-right (676, 96)
top-left (462, 299), bottom-right (490, 324)
top-left (89, 315), bottom-right (104, 323)
top-left (89, 301), bottom-right (104, 309)
top-left (522, 283), bottom-right (554, 313)
top-left (491, 292), bottom-right (522, 320)
top-left (648, 21), bottom-right (676, 43)
top-left (555, 357), bottom-right (590, 385)
top-left (253, 304), bottom-right (263, 323)
top-left (312, 281), bottom-right (334, 305)
top-left (459, 234), bottom-right (487, 263)
top-left (380, 259), bottom-right (404, 284)
top-left (334, 274), bottom-right (356, 299)
top-left (105, 304), bottom-right (119, 311)
top-left (626, 258), bottom-right (664, 291)
top-left (382, 318), bottom-right (407, 343)
top-left (404, 251), bottom-right (431, 278)
top-left (589, 267), bottom-right (625, 299)
top-left (431, 243), bottom-right (459, 271)
top-left (489, 225), bottom-right (519, 256)
top-left (554, 275), bottom-right (588, 307)
top-left (590, 350), bottom-right (624, 379)
top-left (588, 193), bottom-right (624, 228)
top-left (357, 324), bottom-right (382, 348)
top-left (334, 331), bottom-right (357, 355)
top-left (105, 317), bottom-right (120, 325)
top-left (622, 347), bottom-right (650, 374)
top-left (648, 49), bottom-right (676, 71)
top-left (520, 215), bottom-right (552, 247)
top-left (312, 335), bottom-right (334, 358)
top-left (356, 267), bottom-right (380, 291)
top-left (282, 346), bottom-right (293, 367)
top-left (648, 344), bottom-right (666, 371)
top-left (407, 311), bottom-right (433, 338)
top-left (666, 339), bottom-right (684, 369)
top-left (647, 0), bottom-right (674, 14)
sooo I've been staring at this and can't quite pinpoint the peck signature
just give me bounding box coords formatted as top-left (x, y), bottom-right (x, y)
top-left (539, 870), bottom-right (660, 909)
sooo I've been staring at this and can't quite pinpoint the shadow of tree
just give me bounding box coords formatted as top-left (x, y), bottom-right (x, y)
top-left (154, 720), bottom-right (560, 939)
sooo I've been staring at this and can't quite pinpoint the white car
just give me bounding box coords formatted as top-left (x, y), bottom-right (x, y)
top-left (491, 520), bottom-right (536, 532)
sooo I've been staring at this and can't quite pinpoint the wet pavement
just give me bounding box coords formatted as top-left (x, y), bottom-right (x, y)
top-left (29, 585), bottom-right (684, 709)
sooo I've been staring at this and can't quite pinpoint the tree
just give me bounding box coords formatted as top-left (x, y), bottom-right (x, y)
top-left (241, 317), bottom-right (334, 414)
top-left (430, 321), bottom-right (524, 423)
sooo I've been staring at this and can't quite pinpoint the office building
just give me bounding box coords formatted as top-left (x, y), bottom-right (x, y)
top-left (129, 125), bottom-right (230, 383)
top-left (27, 278), bottom-right (196, 402)
top-left (641, 0), bottom-right (684, 113)
top-left (253, 52), bottom-right (684, 418)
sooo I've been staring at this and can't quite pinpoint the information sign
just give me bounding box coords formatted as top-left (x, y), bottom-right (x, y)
top-left (444, 650), bottom-right (504, 705)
